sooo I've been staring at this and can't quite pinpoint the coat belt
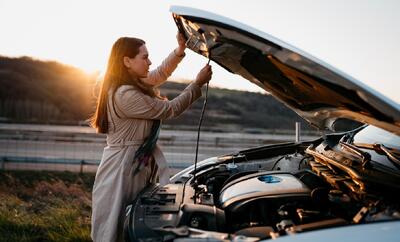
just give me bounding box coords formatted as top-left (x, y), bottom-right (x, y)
top-left (107, 140), bottom-right (144, 147)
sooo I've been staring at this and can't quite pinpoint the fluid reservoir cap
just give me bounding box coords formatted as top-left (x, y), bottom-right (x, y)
top-left (226, 162), bottom-right (238, 170)
top-left (258, 175), bottom-right (282, 183)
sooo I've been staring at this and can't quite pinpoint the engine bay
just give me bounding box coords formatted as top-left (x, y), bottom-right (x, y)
top-left (125, 136), bottom-right (400, 241)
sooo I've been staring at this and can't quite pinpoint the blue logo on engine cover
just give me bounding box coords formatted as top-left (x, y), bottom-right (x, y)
top-left (258, 175), bottom-right (282, 183)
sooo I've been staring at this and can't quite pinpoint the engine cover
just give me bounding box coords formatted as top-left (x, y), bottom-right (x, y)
top-left (219, 172), bottom-right (311, 209)
top-left (125, 183), bottom-right (190, 240)
top-left (125, 182), bottom-right (225, 241)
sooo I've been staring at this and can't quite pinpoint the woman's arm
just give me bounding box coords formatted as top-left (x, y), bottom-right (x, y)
top-left (115, 82), bottom-right (201, 120)
top-left (141, 49), bottom-right (185, 87)
top-left (141, 33), bottom-right (186, 87)
top-left (116, 64), bottom-right (212, 120)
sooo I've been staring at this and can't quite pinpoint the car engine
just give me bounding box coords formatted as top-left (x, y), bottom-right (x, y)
top-left (125, 139), bottom-right (400, 241)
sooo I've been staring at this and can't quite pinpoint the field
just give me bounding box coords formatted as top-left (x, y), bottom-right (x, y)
top-left (0, 170), bottom-right (95, 242)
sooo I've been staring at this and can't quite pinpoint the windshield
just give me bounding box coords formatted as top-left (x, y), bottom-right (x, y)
top-left (352, 125), bottom-right (400, 170)
top-left (353, 126), bottom-right (400, 150)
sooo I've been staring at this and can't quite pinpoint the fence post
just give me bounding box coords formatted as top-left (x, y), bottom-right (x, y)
top-left (215, 137), bottom-right (220, 147)
top-left (295, 122), bottom-right (301, 142)
top-left (80, 160), bottom-right (84, 174)
top-left (0, 158), bottom-right (4, 170)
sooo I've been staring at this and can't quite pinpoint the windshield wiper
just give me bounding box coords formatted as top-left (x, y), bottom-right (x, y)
top-left (339, 141), bottom-right (371, 168)
top-left (353, 143), bottom-right (400, 169)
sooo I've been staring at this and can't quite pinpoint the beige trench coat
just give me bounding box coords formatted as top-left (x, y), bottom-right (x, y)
top-left (91, 51), bottom-right (202, 242)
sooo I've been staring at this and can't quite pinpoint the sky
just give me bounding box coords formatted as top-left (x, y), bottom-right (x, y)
top-left (0, 0), bottom-right (399, 104)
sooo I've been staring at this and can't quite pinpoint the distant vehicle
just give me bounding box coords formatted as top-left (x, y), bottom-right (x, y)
top-left (124, 6), bottom-right (400, 241)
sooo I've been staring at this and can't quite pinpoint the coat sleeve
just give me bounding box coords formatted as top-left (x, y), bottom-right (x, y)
top-left (141, 50), bottom-right (185, 87)
top-left (115, 82), bottom-right (201, 120)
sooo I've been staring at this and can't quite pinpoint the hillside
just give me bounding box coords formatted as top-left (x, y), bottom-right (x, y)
top-left (0, 56), bottom-right (95, 124)
top-left (0, 56), bottom-right (313, 131)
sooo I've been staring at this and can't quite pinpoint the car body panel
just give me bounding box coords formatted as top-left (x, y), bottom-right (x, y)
top-left (170, 6), bottom-right (400, 135)
top-left (268, 220), bottom-right (400, 242)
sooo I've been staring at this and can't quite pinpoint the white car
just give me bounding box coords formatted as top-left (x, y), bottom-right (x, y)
top-left (124, 6), bottom-right (400, 242)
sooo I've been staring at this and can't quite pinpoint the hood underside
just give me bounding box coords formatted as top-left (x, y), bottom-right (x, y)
top-left (170, 6), bottom-right (400, 135)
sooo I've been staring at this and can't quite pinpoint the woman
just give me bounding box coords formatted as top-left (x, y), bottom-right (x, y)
top-left (90, 33), bottom-right (212, 242)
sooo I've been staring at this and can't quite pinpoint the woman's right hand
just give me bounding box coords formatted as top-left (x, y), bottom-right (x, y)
top-left (195, 64), bottom-right (212, 88)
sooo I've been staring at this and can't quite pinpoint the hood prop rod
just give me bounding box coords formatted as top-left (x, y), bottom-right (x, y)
top-left (193, 58), bottom-right (211, 203)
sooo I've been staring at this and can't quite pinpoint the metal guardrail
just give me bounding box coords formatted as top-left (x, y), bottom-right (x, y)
top-left (0, 124), bottom-right (319, 173)
top-left (0, 156), bottom-right (99, 173)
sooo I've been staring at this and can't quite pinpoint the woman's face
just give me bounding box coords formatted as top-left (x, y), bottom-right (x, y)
top-left (124, 44), bottom-right (152, 79)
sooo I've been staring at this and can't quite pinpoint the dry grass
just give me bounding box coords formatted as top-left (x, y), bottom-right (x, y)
top-left (0, 170), bottom-right (95, 242)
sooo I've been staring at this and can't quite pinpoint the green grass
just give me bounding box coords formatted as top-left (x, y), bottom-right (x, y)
top-left (0, 170), bottom-right (95, 242)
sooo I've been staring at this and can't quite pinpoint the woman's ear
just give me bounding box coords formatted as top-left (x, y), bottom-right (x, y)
top-left (123, 56), bottom-right (131, 68)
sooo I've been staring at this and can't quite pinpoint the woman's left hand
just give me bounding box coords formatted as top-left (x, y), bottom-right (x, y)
top-left (176, 32), bottom-right (186, 55)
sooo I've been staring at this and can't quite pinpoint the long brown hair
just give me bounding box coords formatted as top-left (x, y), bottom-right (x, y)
top-left (90, 37), bottom-right (159, 133)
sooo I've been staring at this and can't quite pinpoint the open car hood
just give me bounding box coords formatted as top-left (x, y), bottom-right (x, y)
top-left (170, 6), bottom-right (400, 135)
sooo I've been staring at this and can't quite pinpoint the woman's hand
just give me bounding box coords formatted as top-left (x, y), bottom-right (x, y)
top-left (195, 64), bottom-right (212, 88)
top-left (175, 32), bottom-right (186, 57)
